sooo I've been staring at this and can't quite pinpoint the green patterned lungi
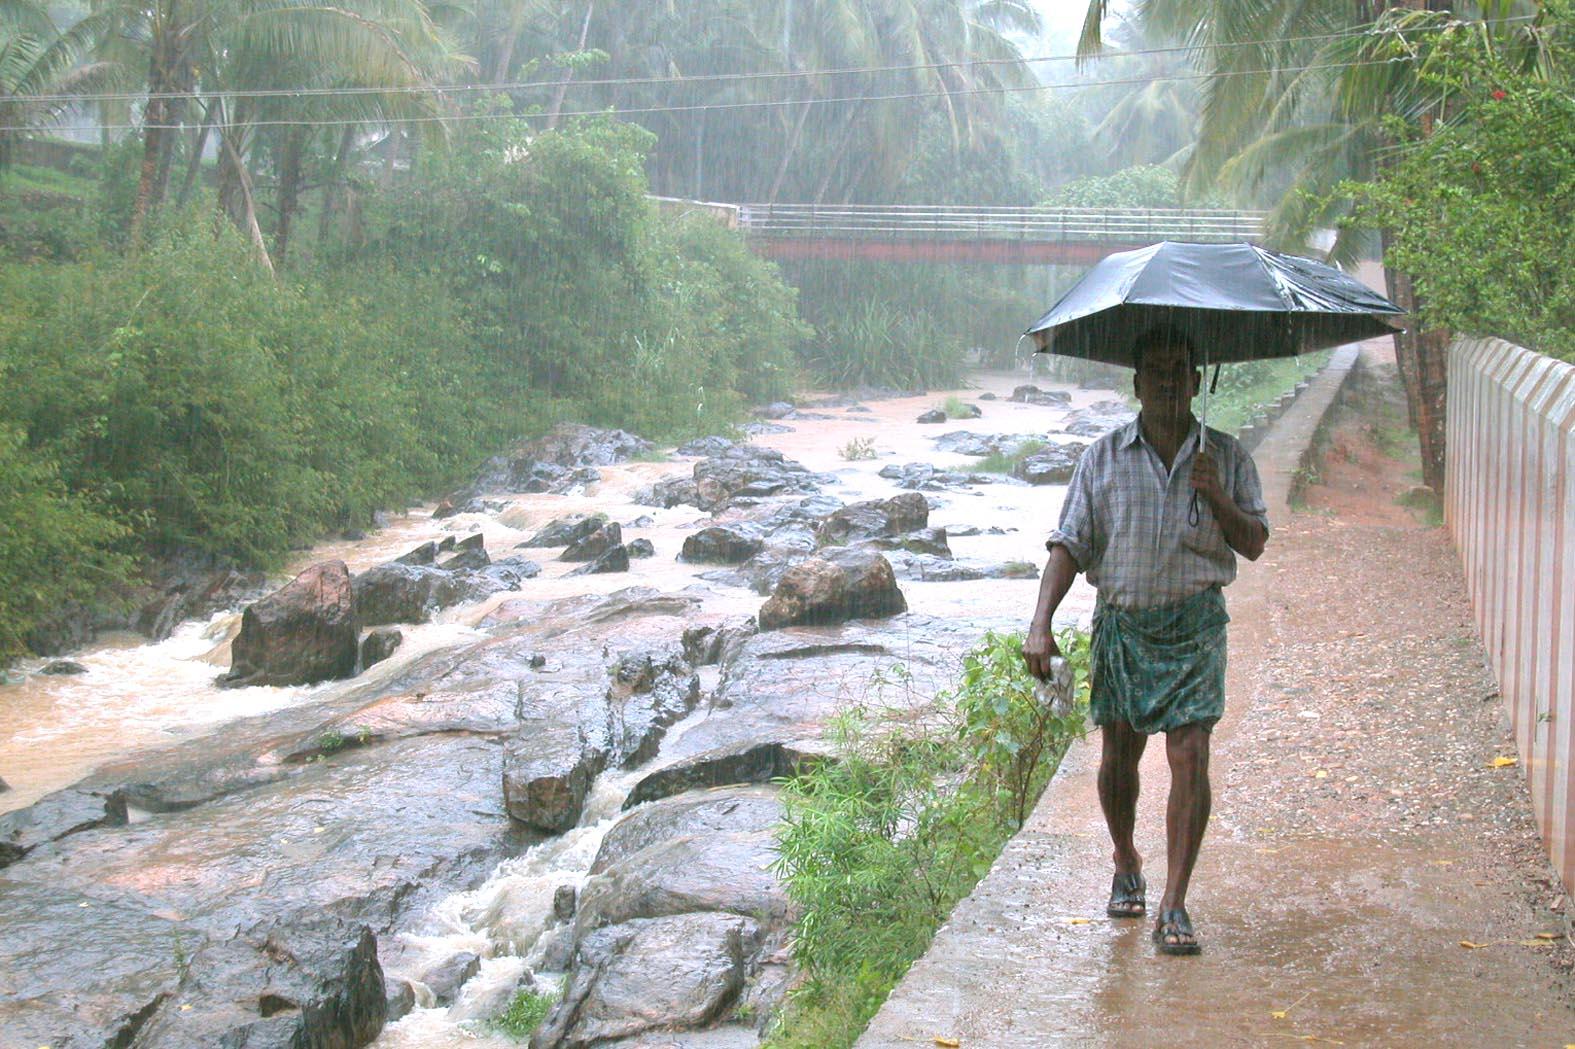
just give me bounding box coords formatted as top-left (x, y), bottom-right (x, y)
top-left (1090, 586), bottom-right (1229, 734)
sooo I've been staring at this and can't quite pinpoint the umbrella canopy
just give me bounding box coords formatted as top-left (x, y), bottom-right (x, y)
top-left (1026, 241), bottom-right (1404, 366)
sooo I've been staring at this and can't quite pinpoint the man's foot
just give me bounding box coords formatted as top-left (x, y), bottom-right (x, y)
top-left (1151, 907), bottom-right (1202, 955)
top-left (1106, 871), bottom-right (1146, 918)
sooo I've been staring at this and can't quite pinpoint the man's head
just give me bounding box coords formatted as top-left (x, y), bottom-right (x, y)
top-left (1132, 326), bottom-right (1200, 427)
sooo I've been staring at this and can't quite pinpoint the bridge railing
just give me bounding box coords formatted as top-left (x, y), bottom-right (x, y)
top-left (736, 204), bottom-right (1265, 243)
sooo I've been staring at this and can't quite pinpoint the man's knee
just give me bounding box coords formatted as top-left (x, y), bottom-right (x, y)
top-left (1165, 723), bottom-right (1210, 771)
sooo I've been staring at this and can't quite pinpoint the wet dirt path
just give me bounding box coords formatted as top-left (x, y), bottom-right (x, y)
top-left (860, 346), bottom-right (1575, 1048)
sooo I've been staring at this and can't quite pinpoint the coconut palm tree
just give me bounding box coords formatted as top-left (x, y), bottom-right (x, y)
top-left (0, 0), bottom-right (121, 168)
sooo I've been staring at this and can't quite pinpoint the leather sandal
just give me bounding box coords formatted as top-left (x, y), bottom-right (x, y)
top-left (1105, 871), bottom-right (1146, 918)
top-left (1152, 907), bottom-right (1202, 955)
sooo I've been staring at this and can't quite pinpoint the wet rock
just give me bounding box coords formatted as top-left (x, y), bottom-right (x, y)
top-left (419, 950), bottom-right (481, 1005)
top-left (680, 526), bottom-right (765, 565)
top-left (1010, 384), bottom-right (1072, 407)
top-left (536, 913), bottom-right (758, 1049)
top-left (524, 513), bottom-right (609, 549)
top-left (876, 463), bottom-right (994, 491)
top-left (1063, 399), bottom-right (1136, 437)
top-left (39, 659), bottom-right (87, 675)
top-left (576, 833), bottom-right (786, 932)
top-left (729, 548), bottom-right (811, 596)
top-left (567, 545), bottom-right (631, 576)
top-left (128, 918), bottom-right (386, 1048)
top-left (624, 741), bottom-right (830, 810)
top-left (504, 723), bottom-right (606, 833)
top-left (740, 421), bottom-right (792, 436)
top-left (916, 408), bottom-right (947, 424)
top-left (222, 561), bottom-right (358, 688)
top-left (593, 787), bottom-right (783, 875)
top-left (0, 786), bottom-right (128, 867)
top-left (690, 446), bottom-right (828, 512)
top-left (561, 522), bottom-right (623, 562)
top-left (439, 533), bottom-right (490, 571)
top-left (555, 884), bottom-right (579, 922)
top-left (0, 777), bottom-right (8, 793)
top-left (758, 548), bottom-right (906, 630)
top-left (1013, 442), bottom-right (1087, 485)
top-left (978, 391), bottom-right (998, 401)
top-left (676, 436), bottom-right (735, 458)
top-left (748, 495), bottom-right (845, 552)
top-left (396, 540), bottom-right (439, 566)
top-left (681, 619), bottom-right (757, 667)
top-left (868, 526), bottom-right (952, 558)
top-left (134, 567), bottom-right (268, 643)
top-left (592, 647), bottom-right (702, 769)
top-left (352, 563), bottom-right (466, 627)
top-left (637, 476), bottom-right (701, 509)
top-left (933, 431), bottom-right (1046, 457)
top-left (520, 423), bottom-right (654, 468)
top-left (360, 628), bottom-right (403, 670)
top-left (756, 401), bottom-right (795, 420)
top-left (889, 553), bottom-right (985, 582)
top-left (432, 498), bottom-right (460, 519)
top-left (479, 555), bottom-right (544, 587)
top-left (848, 404), bottom-right (873, 413)
top-left (627, 538), bottom-right (655, 559)
top-left (22, 600), bottom-right (99, 657)
top-left (626, 515), bottom-right (655, 529)
top-left (815, 492), bottom-right (928, 547)
top-left (386, 978), bottom-right (417, 1023)
top-left (466, 457), bottom-right (602, 497)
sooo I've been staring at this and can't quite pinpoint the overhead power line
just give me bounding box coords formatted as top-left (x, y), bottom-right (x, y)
top-left (8, 13), bottom-right (1535, 108)
top-left (0, 55), bottom-right (1443, 134)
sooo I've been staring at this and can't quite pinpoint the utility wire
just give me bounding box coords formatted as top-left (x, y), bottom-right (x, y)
top-left (9, 13), bottom-right (1536, 108)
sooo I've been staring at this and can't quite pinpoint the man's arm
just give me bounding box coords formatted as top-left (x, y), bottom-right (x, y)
top-left (1023, 543), bottom-right (1079, 678)
top-left (1191, 450), bottom-right (1267, 560)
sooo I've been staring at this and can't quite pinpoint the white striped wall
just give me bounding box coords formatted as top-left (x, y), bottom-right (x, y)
top-left (1447, 337), bottom-right (1575, 891)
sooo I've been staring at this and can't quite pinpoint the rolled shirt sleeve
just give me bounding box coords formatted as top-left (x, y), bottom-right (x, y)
top-left (1045, 448), bottom-right (1101, 573)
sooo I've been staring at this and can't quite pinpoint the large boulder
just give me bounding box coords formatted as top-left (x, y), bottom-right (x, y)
top-left (623, 741), bottom-right (830, 810)
top-left (503, 723), bottom-right (606, 833)
top-left (1062, 399), bottom-right (1136, 437)
top-left (575, 832), bottom-right (788, 932)
top-left (1010, 384), bottom-right (1072, 407)
top-left (680, 526), bottom-right (764, 565)
top-left (567, 545), bottom-right (631, 575)
top-left (359, 628), bottom-right (403, 670)
top-left (0, 786), bottom-right (127, 868)
top-left (692, 446), bottom-right (826, 511)
top-left (637, 476), bottom-right (701, 509)
top-left (814, 492), bottom-right (928, 547)
top-left (877, 463), bottom-right (994, 491)
top-left (1013, 442), bottom-right (1087, 485)
top-left (592, 787), bottom-right (783, 875)
top-left (521, 423), bottom-right (653, 467)
top-left (591, 647), bottom-right (702, 769)
top-left (534, 913), bottom-right (759, 1049)
top-left (675, 435), bottom-right (736, 458)
top-left (933, 431), bottom-right (1046, 457)
top-left (521, 514), bottom-right (609, 550)
top-left (223, 561), bottom-right (358, 688)
top-left (352, 563), bottom-right (460, 626)
top-left (560, 522), bottom-right (623, 562)
top-left (758, 548), bottom-right (906, 630)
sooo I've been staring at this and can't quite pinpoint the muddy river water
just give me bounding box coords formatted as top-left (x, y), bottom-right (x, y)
top-left (0, 368), bottom-right (1109, 1046)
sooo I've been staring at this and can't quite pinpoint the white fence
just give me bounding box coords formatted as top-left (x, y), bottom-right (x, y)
top-left (1446, 337), bottom-right (1575, 892)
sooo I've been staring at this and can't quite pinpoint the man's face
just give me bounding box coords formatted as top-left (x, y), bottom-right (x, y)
top-left (1133, 339), bottom-right (1200, 424)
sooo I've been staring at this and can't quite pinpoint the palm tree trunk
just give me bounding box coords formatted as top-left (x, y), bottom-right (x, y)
top-left (318, 125), bottom-right (357, 248)
top-left (216, 110), bottom-right (275, 275)
top-left (177, 103), bottom-right (215, 207)
top-left (273, 125), bottom-right (307, 266)
top-left (766, 101), bottom-right (812, 204)
top-left (813, 105), bottom-right (863, 205)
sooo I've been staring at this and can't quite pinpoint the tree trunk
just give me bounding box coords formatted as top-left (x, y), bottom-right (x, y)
top-left (177, 105), bottom-right (214, 207)
top-left (273, 125), bottom-right (307, 266)
top-left (813, 106), bottom-right (863, 205)
top-left (546, 1), bottom-right (595, 130)
top-left (766, 101), bottom-right (812, 204)
top-left (216, 113), bottom-right (275, 275)
top-left (132, 0), bottom-right (181, 235)
top-left (318, 125), bottom-right (357, 249)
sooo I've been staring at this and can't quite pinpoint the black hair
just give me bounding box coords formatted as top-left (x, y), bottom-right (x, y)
top-left (1131, 325), bottom-right (1199, 371)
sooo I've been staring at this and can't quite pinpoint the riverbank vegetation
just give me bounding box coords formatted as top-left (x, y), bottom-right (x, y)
top-left (766, 629), bottom-right (1090, 1049)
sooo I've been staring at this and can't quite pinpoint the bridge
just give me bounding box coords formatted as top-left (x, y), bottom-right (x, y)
top-left (651, 199), bottom-right (1267, 264)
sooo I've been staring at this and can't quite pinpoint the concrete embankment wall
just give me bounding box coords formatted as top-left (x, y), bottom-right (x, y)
top-left (1446, 337), bottom-right (1575, 894)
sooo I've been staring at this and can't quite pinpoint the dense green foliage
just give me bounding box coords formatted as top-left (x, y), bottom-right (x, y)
top-left (767, 629), bottom-right (1089, 1049)
top-left (1352, 70), bottom-right (1575, 361)
top-left (1041, 164), bottom-right (1186, 209)
top-left (493, 987), bottom-right (556, 1040)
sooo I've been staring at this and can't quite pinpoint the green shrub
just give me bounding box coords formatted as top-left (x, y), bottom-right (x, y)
top-left (0, 425), bottom-right (135, 660)
top-left (494, 987), bottom-right (557, 1040)
top-left (767, 629), bottom-right (1088, 1048)
top-left (975, 439), bottom-right (1045, 474)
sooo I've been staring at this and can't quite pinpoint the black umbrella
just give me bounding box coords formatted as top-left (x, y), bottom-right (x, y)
top-left (1026, 241), bottom-right (1404, 367)
top-left (1025, 240), bottom-right (1405, 522)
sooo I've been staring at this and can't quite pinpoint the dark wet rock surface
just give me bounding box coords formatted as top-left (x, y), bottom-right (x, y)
top-left (681, 526), bottom-right (765, 565)
top-left (1010, 384), bottom-right (1072, 407)
top-left (592, 786), bottom-right (783, 874)
top-left (222, 560), bottom-right (358, 688)
top-left (39, 659), bottom-right (87, 675)
top-left (624, 741), bottom-right (831, 810)
top-left (878, 463), bottom-right (996, 490)
top-left (521, 513), bottom-right (609, 549)
top-left (815, 492), bottom-right (928, 547)
top-left (561, 521), bottom-right (623, 562)
top-left (916, 408), bottom-right (947, 424)
top-left (758, 547), bottom-right (906, 630)
top-left (0, 785), bottom-right (127, 867)
top-left (627, 537), bottom-right (655, 559)
top-left (933, 431), bottom-right (1048, 457)
top-left (1012, 442), bottom-right (1087, 485)
top-left (1061, 399), bottom-right (1136, 437)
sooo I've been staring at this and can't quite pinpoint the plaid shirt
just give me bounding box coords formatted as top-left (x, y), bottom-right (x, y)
top-left (1047, 416), bottom-right (1269, 610)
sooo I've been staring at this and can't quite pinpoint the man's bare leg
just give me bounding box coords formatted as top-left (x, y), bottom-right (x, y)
top-left (1098, 719), bottom-right (1148, 880)
top-left (1158, 723), bottom-right (1211, 947)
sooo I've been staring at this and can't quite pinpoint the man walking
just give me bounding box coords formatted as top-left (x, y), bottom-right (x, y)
top-left (1021, 326), bottom-right (1269, 955)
